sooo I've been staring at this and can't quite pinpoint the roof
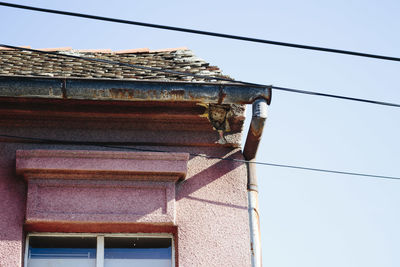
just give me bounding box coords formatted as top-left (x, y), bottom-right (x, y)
top-left (0, 46), bottom-right (230, 82)
top-left (0, 46), bottom-right (271, 147)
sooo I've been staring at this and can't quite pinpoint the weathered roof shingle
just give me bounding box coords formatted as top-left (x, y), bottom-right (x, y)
top-left (0, 47), bottom-right (230, 82)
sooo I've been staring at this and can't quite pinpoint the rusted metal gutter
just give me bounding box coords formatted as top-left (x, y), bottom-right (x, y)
top-left (243, 98), bottom-right (268, 267)
top-left (0, 76), bottom-right (271, 105)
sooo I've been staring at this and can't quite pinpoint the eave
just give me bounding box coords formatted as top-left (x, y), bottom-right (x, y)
top-left (0, 75), bottom-right (271, 105)
top-left (0, 76), bottom-right (271, 147)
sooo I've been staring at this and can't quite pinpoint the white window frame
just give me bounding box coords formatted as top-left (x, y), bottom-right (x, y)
top-left (24, 233), bottom-right (175, 267)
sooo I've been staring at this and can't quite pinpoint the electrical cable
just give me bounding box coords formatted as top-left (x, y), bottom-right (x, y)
top-left (1, 44), bottom-right (400, 108)
top-left (0, 134), bottom-right (399, 180)
top-left (0, 1), bottom-right (399, 62)
top-left (271, 86), bottom-right (400, 108)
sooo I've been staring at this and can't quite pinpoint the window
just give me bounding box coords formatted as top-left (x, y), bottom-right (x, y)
top-left (25, 234), bottom-right (174, 267)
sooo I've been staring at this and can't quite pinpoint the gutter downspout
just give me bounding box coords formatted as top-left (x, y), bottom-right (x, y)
top-left (243, 98), bottom-right (268, 267)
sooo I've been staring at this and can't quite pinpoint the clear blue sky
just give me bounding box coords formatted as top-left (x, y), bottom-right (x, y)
top-left (2, 0), bottom-right (400, 266)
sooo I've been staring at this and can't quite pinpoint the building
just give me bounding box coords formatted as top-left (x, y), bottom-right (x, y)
top-left (0, 46), bottom-right (270, 266)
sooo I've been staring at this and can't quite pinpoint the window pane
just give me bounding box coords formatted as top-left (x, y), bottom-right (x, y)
top-left (104, 237), bottom-right (172, 267)
top-left (28, 236), bottom-right (96, 267)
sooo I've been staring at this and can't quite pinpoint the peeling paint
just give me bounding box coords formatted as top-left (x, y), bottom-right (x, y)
top-left (218, 86), bottom-right (227, 104)
top-left (196, 103), bottom-right (209, 118)
top-left (0, 76), bottom-right (271, 104)
top-left (169, 89), bottom-right (185, 100)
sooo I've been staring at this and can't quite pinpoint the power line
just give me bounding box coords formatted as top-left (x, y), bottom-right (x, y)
top-left (1, 44), bottom-right (400, 108)
top-left (271, 86), bottom-right (400, 108)
top-left (0, 134), bottom-right (399, 180)
top-left (1, 2), bottom-right (399, 62)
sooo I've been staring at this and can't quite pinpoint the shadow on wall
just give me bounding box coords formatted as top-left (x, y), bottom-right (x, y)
top-left (175, 149), bottom-right (247, 210)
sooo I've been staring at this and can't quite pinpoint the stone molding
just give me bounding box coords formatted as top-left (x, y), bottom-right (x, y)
top-left (16, 150), bottom-right (189, 181)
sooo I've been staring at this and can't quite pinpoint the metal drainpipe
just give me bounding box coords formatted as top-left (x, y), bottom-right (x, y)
top-left (243, 98), bottom-right (268, 267)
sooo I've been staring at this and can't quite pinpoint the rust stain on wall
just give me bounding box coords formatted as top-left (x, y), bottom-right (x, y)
top-left (169, 89), bottom-right (185, 100)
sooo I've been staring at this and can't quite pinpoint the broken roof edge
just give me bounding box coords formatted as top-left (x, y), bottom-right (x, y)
top-left (0, 75), bottom-right (271, 105)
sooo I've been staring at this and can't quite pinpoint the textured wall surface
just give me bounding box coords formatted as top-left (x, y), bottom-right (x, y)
top-left (176, 148), bottom-right (251, 266)
top-left (0, 143), bottom-right (26, 267)
top-left (0, 125), bottom-right (250, 266)
top-left (26, 179), bottom-right (176, 224)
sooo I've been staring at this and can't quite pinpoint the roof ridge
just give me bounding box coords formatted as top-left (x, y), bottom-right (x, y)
top-left (150, 47), bottom-right (189, 53)
top-left (0, 46), bottom-right (31, 50)
top-left (114, 48), bottom-right (150, 54)
top-left (75, 49), bottom-right (112, 53)
top-left (38, 47), bottom-right (72, 52)
top-left (0, 46), bottom-right (190, 54)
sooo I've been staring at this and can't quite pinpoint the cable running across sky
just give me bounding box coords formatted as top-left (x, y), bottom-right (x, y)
top-left (0, 134), bottom-right (398, 180)
top-left (1, 44), bottom-right (399, 108)
top-left (0, 1), bottom-right (400, 62)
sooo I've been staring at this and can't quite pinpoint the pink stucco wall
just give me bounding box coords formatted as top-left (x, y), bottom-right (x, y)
top-left (177, 148), bottom-right (250, 266)
top-left (0, 128), bottom-right (250, 266)
top-left (0, 143), bottom-right (26, 267)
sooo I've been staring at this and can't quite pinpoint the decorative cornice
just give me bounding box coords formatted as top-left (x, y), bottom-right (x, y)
top-left (16, 150), bottom-right (189, 182)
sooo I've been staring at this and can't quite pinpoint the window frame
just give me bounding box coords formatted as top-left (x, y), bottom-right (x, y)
top-left (24, 233), bottom-right (175, 267)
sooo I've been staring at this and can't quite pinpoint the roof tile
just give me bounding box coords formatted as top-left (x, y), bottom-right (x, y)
top-left (150, 47), bottom-right (188, 53)
top-left (0, 47), bottom-right (231, 82)
top-left (38, 47), bottom-right (72, 52)
top-left (76, 49), bottom-right (112, 53)
top-left (0, 46), bottom-right (31, 50)
top-left (115, 48), bottom-right (150, 54)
